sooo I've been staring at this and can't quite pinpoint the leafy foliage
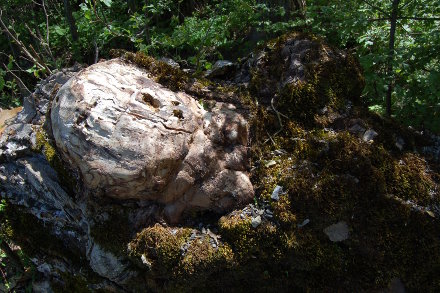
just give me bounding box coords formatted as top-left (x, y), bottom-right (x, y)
top-left (304, 0), bottom-right (440, 132)
top-left (1, 0), bottom-right (437, 131)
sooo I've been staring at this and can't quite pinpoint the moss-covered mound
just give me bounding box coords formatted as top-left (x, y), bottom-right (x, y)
top-left (249, 32), bottom-right (365, 125)
top-left (122, 33), bottom-right (440, 292)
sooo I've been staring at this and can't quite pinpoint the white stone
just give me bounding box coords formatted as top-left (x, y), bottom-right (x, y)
top-left (324, 221), bottom-right (349, 242)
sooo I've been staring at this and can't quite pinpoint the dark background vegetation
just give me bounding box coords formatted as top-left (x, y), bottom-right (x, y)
top-left (0, 0), bottom-right (439, 131)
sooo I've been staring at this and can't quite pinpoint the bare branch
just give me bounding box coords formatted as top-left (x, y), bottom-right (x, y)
top-left (42, 0), bottom-right (55, 60)
top-left (399, 16), bottom-right (440, 21)
top-left (369, 16), bottom-right (440, 21)
top-left (0, 9), bottom-right (50, 75)
top-left (3, 63), bottom-right (32, 95)
top-left (93, 39), bottom-right (99, 64)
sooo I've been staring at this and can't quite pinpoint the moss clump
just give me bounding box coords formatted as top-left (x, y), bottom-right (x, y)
top-left (178, 239), bottom-right (233, 276)
top-left (34, 129), bottom-right (76, 195)
top-left (128, 224), bottom-right (191, 276)
top-left (169, 237), bottom-right (234, 292)
top-left (128, 224), bottom-right (237, 291)
top-left (123, 52), bottom-right (188, 91)
top-left (218, 213), bottom-right (294, 261)
top-left (388, 153), bottom-right (437, 204)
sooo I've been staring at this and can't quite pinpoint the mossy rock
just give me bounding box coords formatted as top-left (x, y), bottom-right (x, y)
top-left (246, 112), bottom-right (440, 290)
top-left (249, 32), bottom-right (365, 125)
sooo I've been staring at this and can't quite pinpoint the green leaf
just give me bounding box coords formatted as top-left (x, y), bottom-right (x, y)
top-left (7, 55), bottom-right (13, 70)
top-left (101, 0), bottom-right (112, 8)
top-left (54, 25), bottom-right (67, 36)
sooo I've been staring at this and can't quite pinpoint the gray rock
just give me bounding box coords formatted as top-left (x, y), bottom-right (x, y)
top-left (271, 185), bottom-right (283, 201)
top-left (159, 57), bottom-right (180, 69)
top-left (251, 215), bottom-right (262, 228)
top-left (89, 244), bottom-right (136, 284)
top-left (297, 219), bottom-right (310, 228)
top-left (363, 129), bottom-right (378, 142)
top-left (395, 137), bottom-right (405, 151)
top-left (349, 123), bottom-right (366, 135)
top-left (324, 221), bottom-right (349, 242)
top-left (265, 160), bottom-right (277, 168)
top-left (33, 281), bottom-right (54, 293)
top-left (206, 60), bottom-right (235, 78)
top-left (51, 59), bottom-right (254, 223)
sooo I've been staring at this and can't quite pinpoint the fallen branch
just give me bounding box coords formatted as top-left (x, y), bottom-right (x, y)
top-left (264, 98), bottom-right (287, 145)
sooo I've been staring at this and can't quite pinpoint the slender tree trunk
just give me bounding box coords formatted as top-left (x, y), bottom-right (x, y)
top-left (63, 0), bottom-right (79, 42)
top-left (386, 0), bottom-right (400, 117)
top-left (145, 0), bottom-right (150, 45)
top-left (127, 0), bottom-right (136, 12)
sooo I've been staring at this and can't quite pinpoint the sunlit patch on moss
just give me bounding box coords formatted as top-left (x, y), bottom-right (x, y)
top-left (123, 51), bottom-right (188, 91)
top-left (128, 224), bottom-right (191, 276)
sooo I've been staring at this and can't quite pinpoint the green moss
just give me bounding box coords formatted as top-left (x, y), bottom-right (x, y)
top-left (123, 52), bottom-right (188, 91)
top-left (128, 224), bottom-right (191, 276)
top-left (249, 32), bottom-right (365, 126)
top-left (34, 129), bottom-right (76, 195)
top-left (218, 213), bottom-right (294, 262)
top-left (247, 110), bottom-right (440, 290)
top-left (169, 237), bottom-right (234, 292)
